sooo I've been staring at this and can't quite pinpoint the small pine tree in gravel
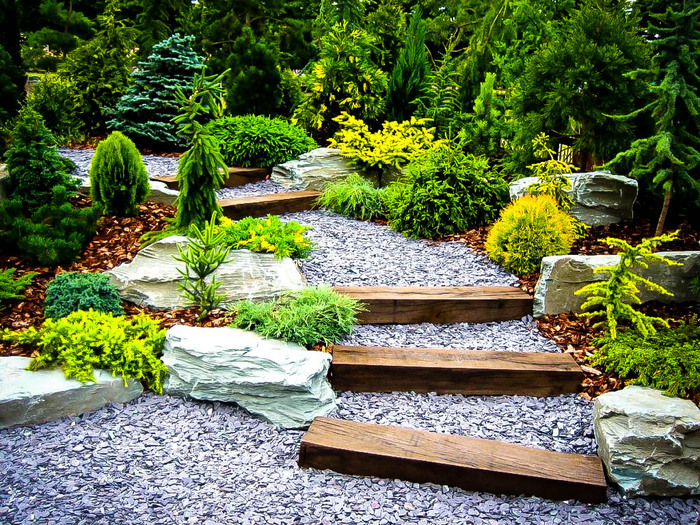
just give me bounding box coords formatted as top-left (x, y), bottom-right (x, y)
top-left (108, 33), bottom-right (205, 148)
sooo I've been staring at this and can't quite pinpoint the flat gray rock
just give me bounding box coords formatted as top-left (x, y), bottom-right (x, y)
top-left (106, 236), bottom-right (306, 311)
top-left (162, 325), bottom-right (336, 428)
top-left (0, 356), bottom-right (142, 429)
top-left (78, 176), bottom-right (179, 206)
top-left (534, 251), bottom-right (700, 317)
top-left (509, 172), bottom-right (638, 226)
top-left (594, 386), bottom-right (700, 497)
top-left (271, 147), bottom-right (375, 190)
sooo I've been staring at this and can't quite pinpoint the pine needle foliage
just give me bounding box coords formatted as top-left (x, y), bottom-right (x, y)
top-left (89, 131), bottom-right (150, 216)
top-left (317, 174), bottom-right (386, 221)
top-left (174, 213), bottom-right (232, 322)
top-left (0, 269), bottom-right (35, 310)
top-left (172, 69), bottom-right (229, 231)
top-left (230, 285), bottom-right (364, 348)
top-left (0, 310), bottom-right (167, 393)
top-left (591, 317), bottom-right (700, 397)
top-left (465, 72), bottom-right (505, 157)
top-left (575, 232), bottom-right (681, 339)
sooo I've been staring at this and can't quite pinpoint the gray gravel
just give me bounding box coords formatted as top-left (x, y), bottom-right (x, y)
top-left (217, 180), bottom-right (294, 199)
top-left (59, 148), bottom-right (179, 180)
top-left (2, 394), bottom-right (698, 525)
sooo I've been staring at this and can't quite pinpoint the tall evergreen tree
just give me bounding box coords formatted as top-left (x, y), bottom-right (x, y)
top-left (606, 0), bottom-right (700, 234)
top-left (108, 33), bottom-right (204, 147)
top-left (136, 0), bottom-right (189, 56)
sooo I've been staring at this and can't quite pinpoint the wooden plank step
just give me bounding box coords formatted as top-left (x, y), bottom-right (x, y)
top-left (153, 166), bottom-right (271, 190)
top-left (331, 346), bottom-right (582, 396)
top-left (334, 286), bottom-right (533, 324)
top-left (219, 190), bottom-right (321, 220)
top-left (299, 418), bottom-right (607, 503)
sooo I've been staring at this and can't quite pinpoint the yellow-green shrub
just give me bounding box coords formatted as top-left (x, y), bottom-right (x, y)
top-left (485, 195), bottom-right (577, 275)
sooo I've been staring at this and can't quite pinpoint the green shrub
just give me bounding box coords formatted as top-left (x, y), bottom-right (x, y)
top-left (89, 131), bottom-right (150, 216)
top-left (592, 318), bottom-right (700, 397)
top-left (207, 115), bottom-right (316, 168)
top-left (317, 174), bottom-right (385, 221)
top-left (0, 269), bottom-right (36, 309)
top-left (230, 285), bottom-right (364, 347)
top-left (575, 233), bottom-right (680, 339)
top-left (485, 194), bottom-right (577, 275)
top-left (218, 216), bottom-right (313, 260)
top-left (4, 106), bottom-right (79, 210)
top-left (0, 310), bottom-right (167, 393)
top-left (44, 272), bottom-right (123, 320)
top-left (0, 45), bottom-right (24, 123)
top-left (388, 146), bottom-right (508, 239)
top-left (26, 73), bottom-right (84, 145)
top-left (0, 185), bottom-right (102, 266)
top-left (174, 214), bottom-right (231, 322)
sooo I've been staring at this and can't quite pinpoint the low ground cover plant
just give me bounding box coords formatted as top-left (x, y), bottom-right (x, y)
top-left (89, 131), bottom-right (150, 216)
top-left (591, 318), bottom-right (700, 397)
top-left (230, 285), bottom-right (363, 347)
top-left (0, 310), bottom-right (167, 393)
top-left (218, 216), bottom-right (313, 259)
top-left (0, 269), bottom-right (35, 310)
top-left (208, 115), bottom-right (316, 168)
top-left (486, 194), bottom-right (577, 275)
top-left (44, 272), bottom-right (123, 320)
top-left (317, 174), bottom-right (386, 221)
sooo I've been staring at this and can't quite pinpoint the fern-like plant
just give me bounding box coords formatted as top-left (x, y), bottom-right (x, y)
top-left (174, 213), bottom-right (231, 321)
top-left (575, 232), bottom-right (682, 339)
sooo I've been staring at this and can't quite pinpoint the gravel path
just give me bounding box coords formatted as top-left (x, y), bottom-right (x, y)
top-left (2, 394), bottom-right (698, 525)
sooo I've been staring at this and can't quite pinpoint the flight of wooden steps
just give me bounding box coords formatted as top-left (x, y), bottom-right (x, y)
top-left (153, 166), bottom-right (271, 190)
top-left (219, 190), bottom-right (321, 220)
top-left (334, 286), bottom-right (533, 324)
top-left (299, 418), bottom-right (607, 503)
top-left (331, 345), bottom-right (583, 396)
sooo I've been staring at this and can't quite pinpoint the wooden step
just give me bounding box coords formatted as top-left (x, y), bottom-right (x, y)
top-left (331, 346), bottom-right (582, 396)
top-left (153, 166), bottom-right (271, 190)
top-left (334, 286), bottom-right (533, 324)
top-left (219, 190), bottom-right (321, 220)
top-left (299, 418), bottom-right (607, 503)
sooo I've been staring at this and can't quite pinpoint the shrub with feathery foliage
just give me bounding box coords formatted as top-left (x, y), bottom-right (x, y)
top-left (218, 216), bottom-right (313, 260)
top-left (317, 174), bottom-right (386, 221)
top-left (0, 269), bottom-right (35, 310)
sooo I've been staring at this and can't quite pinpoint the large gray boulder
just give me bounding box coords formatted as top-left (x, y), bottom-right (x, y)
top-left (106, 236), bottom-right (305, 311)
top-left (534, 251), bottom-right (700, 317)
top-left (162, 325), bottom-right (336, 428)
top-left (594, 386), bottom-right (700, 497)
top-left (0, 357), bottom-right (142, 429)
top-left (272, 147), bottom-right (386, 190)
top-left (78, 176), bottom-right (179, 206)
top-left (509, 172), bottom-right (638, 226)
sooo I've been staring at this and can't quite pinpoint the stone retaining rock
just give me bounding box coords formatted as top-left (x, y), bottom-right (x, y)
top-left (509, 172), bottom-right (638, 226)
top-left (78, 176), bottom-right (179, 206)
top-left (594, 386), bottom-right (700, 497)
top-left (0, 356), bottom-right (143, 429)
top-left (533, 251), bottom-right (700, 317)
top-left (162, 325), bottom-right (336, 428)
top-left (272, 147), bottom-right (366, 190)
top-left (106, 236), bottom-right (306, 311)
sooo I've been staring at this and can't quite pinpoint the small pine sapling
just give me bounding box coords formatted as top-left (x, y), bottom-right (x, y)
top-left (575, 232), bottom-right (682, 339)
top-left (173, 213), bottom-right (231, 321)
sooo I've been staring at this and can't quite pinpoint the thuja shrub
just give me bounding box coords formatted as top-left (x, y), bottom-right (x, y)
top-left (0, 269), bottom-right (36, 310)
top-left (317, 174), bottom-right (386, 221)
top-left (44, 272), bottom-right (124, 320)
top-left (89, 131), bottom-right (150, 216)
top-left (485, 195), bottom-right (577, 275)
top-left (230, 285), bottom-right (364, 348)
top-left (0, 310), bottom-right (167, 393)
top-left (0, 185), bottom-right (102, 266)
top-left (218, 216), bottom-right (313, 259)
top-left (389, 146), bottom-right (508, 239)
top-left (592, 318), bottom-right (700, 398)
top-left (207, 115), bottom-right (316, 168)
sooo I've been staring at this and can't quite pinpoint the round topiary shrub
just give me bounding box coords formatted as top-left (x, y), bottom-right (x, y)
top-left (207, 115), bottom-right (316, 168)
top-left (485, 194), bottom-right (577, 275)
top-left (44, 272), bottom-right (124, 320)
top-left (89, 131), bottom-right (150, 216)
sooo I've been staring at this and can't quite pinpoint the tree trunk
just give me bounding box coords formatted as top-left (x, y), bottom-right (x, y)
top-left (655, 185), bottom-right (672, 236)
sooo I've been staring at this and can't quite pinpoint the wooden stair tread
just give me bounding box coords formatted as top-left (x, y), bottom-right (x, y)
top-left (334, 286), bottom-right (533, 324)
top-left (331, 346), bottom-right (582, 396)
top-left (219, 190), bottom-right (320, 219)
top-left (299, 418), bottom-right (607, 503)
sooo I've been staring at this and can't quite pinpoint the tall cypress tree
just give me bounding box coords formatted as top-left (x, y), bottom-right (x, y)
top-left (108, 33), bottom-right (205, 148)
top-left (606, 0), bottom-right (700, 234)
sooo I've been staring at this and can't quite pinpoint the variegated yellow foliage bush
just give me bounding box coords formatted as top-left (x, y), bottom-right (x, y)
top-left (217, 216), bottom-right (313, 260)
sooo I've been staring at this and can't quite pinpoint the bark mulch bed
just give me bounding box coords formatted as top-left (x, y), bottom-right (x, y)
top-left (0, 198), bottom-right (230, 359)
